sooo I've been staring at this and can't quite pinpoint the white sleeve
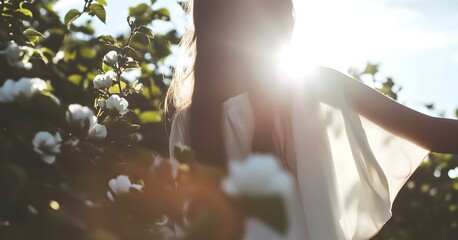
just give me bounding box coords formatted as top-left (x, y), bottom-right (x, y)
top-left (291, 87), bottom-right (429, 240)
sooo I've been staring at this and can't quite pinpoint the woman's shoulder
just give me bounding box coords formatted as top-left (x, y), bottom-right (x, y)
top-left (223, 92), bottom-right (250, 110)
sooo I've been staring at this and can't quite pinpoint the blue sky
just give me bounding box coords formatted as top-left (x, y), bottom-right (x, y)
top-left (55, 0), bottom-right (458, 118)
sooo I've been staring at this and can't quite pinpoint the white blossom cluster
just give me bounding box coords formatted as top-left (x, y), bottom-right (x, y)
top-left (107, 175), bottom-right (143, 202)
top-left (0, 41), bottom-right (32, 69)
top-left (222, 154), bottom-right (294, 197)
top-left (0, 78), bottom-right (47, 103)
top-left (95, 51), bottom-right (130, 116)
top-left (66, 104), bottom-right (107, 139)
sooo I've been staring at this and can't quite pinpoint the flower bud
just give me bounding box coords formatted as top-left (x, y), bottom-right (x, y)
top-left (103, 50), bottom-right (118, 66)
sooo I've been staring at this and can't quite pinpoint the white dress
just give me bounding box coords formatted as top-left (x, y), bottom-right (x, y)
top-left (169, 80), bottom-right (429, 240)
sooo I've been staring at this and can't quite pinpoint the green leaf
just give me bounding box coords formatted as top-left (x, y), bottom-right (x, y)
top-left (2, 1), bottom-right (13, 9)
top-left (19, 1), bottom-right (34, 13)
top-left (64, 50), bottom-right (77, 61)
top-left (121, 46), bottom-right (137, 58)
top-left (32, 49), bottom-right (48, 64)
top-left (64, 9), bottom-right (81, 28)
top-left (40, 47), bottom-right (56, 60)
top-left (89, 4), bottom-right (106, 23)
top-left (26, 33), bottom-right (43, 45)
top-left (154, 8), bottom-right (170, 18)
top-left (455, 109), bottom-right (458, 119)
top-left (129, 3), bottom-right (149, 16)
top-left (139, 110), bottom-right (162, 123)
top-left (95, 0), bottom-right (108, 6)
top-left (137, 25), bottom-right (154, 39)
top-left (16, 8), bottom-right (33, 18)
top-left (102, 62), bottom-right (113, 73)
top-left (23, 29), bottom-right (45, 38)
top-left (68, 74), bottom-right (83, 86)
top-left (77, 64), bottom-right (88, 72)
top-left (8, 9), bottom-right (32, 21)
top-left (108, 81), bottom-right (126, 94)
top-left (124, 60), bottom-right (140, 70)
top-left (97, 34), bottom-right (117, 45)
top-left (362, 63), bottom-right (378, 76)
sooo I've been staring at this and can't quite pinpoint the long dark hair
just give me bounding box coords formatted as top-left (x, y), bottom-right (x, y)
top-left (167, 0), bottom-right (295, 167)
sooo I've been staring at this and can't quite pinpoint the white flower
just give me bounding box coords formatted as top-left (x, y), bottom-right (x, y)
top-left (105, 94), bottom-right (129, 115)
top-left (0, 78), bottom-right (47, 103)
top-left (222, 154), bottom-right (293, 197)
top-left (32, 131), bottom-right (62, 164)
top-left (107, 175), bottom-right (143, 202)
top-left (103, 50), bottom-right (118, 66)
top-left (93, 71), bottom-right (114, 89)
top-left (66, 104), bottom-right (95, 131)
top-left (0, 41), bottom-right (32, 69)
top-left (88, 116), bottom-right (107, 139)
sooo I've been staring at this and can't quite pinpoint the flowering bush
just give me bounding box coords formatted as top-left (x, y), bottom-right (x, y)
top-left (0, 1), bottom-right (290, 239)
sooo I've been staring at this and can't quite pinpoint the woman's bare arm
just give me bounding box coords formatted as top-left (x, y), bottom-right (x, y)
top-left (312, 66), bottom-right (458, 154)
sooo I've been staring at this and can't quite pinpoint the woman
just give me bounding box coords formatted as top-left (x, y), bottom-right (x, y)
top-left (167, 0), bottom-right (458, 239)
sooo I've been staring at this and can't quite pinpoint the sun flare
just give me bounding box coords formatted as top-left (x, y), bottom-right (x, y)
top-left (277, 44), bottom-right (316, 86)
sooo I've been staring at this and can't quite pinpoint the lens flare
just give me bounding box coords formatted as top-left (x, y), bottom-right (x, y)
top-left (277, 45), bottom-right (315, 86)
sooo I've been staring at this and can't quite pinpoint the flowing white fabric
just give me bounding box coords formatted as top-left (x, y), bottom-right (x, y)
top-left (169, 82), bottom-right (429, 240)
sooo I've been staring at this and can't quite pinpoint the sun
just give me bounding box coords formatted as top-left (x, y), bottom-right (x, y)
top-left (277, 44), bottom-right (316, 86)
top-left (277, 0), bottom-right (391, 86)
